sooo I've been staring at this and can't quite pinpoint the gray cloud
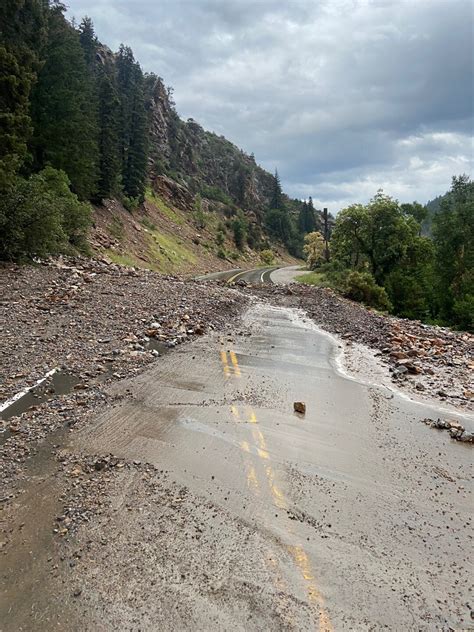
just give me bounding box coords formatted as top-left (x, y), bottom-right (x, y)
top-left (67, 0), bottom-right (473, 210)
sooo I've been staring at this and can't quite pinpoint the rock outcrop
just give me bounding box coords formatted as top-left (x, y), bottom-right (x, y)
top-left (145, 76), bottom-right (285, 218)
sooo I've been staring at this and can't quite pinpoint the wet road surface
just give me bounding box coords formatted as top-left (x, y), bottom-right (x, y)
top-left (197, 266), bottom-right (279, 284)
top-left (64, 303), bottom-right (473, 630)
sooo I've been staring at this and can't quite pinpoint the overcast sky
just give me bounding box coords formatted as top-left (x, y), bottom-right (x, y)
top-left (67, 0), bottom-right (473, 210)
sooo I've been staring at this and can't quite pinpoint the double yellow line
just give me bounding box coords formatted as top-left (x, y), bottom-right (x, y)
top-left (220, 348), bottom-right (241, 377)
top-left (220, 345), bottom-right (333, 631)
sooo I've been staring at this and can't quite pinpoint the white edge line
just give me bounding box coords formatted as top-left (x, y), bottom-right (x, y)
top-left (0, 367), bottom-right (60, 413)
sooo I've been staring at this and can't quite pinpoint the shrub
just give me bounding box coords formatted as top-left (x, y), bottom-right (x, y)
top-left (193, 193), bottom-right (206, 229)
top-left (0, 167), bottom-right (91, 260)
top-left (260, 249), bottom-right (274, 265)
top-left (122, 196), bottom-right (141, 212)
top-left (452, 295), bottom-right (474, 332)
top-left (341, 270), bottom-right (392, 311)
top-left (303, 231), bottom-right (325, 269)
top-left (200, 185), bottom-right (233, 206)
top-left (216, 229), bottom-right (225, 246)
top-left (232, 216), bottom-right (246, 250)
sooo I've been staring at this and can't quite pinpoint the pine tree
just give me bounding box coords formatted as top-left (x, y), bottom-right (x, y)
top-left (124, 62), bottom-right (148, 201)
top-left (298, 197), bottom-right (317, 234)
top-left (116, 45), bottom-right (148, 202)
top-left (0, 0), bottom-right (45, 191)
top-left (298, 201), bottom-right (308, 233)
top-left (30, 4), bottom-right (98, 200)
top-left (270, 169), bottom-right (283, 209)
top-left (79, 16), bottom-right (97, 71)
top-left (96, 63), bottom-right (121, 199)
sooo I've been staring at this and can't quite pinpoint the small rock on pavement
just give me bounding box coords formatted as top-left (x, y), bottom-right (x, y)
top-left (294, 401), bottom-right (306, 415)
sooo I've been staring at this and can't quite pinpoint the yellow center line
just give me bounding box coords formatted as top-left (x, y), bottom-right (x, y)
top-left (218, 343), bottom-right (332, 630)
top-left (248, 409), bottom-right (258, 424)
top-left (220, 349), bottom-right (231, 377)
top-left (247, 405), bottom-right (334, 631)
top-left (229, 350), bottom-right (241, 377)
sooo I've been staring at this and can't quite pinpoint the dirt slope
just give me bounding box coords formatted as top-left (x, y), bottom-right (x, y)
top-left (89, 176), bottom-right (298, 276)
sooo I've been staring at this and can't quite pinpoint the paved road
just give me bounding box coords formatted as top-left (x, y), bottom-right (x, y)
top-left (197, 266), bottom-right (280, 284)
top-left (54, 303), bottom-right (472, 630)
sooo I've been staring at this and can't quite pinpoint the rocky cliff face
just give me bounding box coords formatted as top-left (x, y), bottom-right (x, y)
top-left (145, 76), bottom-right (275, 219)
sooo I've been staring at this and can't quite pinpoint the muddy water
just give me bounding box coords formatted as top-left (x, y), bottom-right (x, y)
top-left (0, 371), bottom-right (80, 422)
top-left (69, 303), bottom-right (473, 630)
top-left (1, 427), bottom-right (78, 630)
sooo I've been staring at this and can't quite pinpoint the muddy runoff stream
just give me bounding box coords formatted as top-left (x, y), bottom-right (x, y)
top-left (1, 303), bottom-right (473, 631)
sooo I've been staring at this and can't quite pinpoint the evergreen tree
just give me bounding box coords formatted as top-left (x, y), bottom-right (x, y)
top-left (78, 16), bottom-right (97, 71)
top-left (298, 201), bottom-right (308, 233)
top-left (116, 45), bottom-right (148, 203)
top-left (30, 3), bottom-right (98, 199)
top-left (270, 169), bottom-right (283, 209)
top-left (432, 175), bottom-right (474, 329)
top-left (307, 197), bottom-right (319, 230)
top-left (96, 63), bottom-right (121, 199)
top-left (298, 199), bottom-right (317, 234)
top-left (0, 0), bottom-right (45, 191)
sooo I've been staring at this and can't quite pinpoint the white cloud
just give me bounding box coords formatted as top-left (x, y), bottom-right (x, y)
top-left (67, 0), bottom-right (474, 210)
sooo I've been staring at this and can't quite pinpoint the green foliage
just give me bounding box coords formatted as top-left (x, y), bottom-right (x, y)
top-left (0, 0), bottom-right (46, 192)
top-left (216, 229), bottom-right (225, 246)
top-left (260, 249), bottom-right (274, 265)
top-left (30, 4), bottom-right (98, 200)
top-left (78, 16), bottom-right (97, 70)
top-left (332, 192), bottom-right (420, 284)
top-left (232, 214), bottom-right (247, 250)
top-left (384, 236), bottom-right (435, 320)
top-left (298, 198), bottom-right (317, 234)
top-left (303, 231), bottom-right (325, 270)
top-left (341, 270), bottom-right (392, 312)
top-left (193, 193), bottom-right (206, 228)
top-left (200, 185), bottom-right (233, 206)
top-left (116, 45), bottom-right (148, 202)
top-left (0, 45), bottom-right (33, 191)
top-left (265, 208), bottom-right (293, 243)
top-left (329, 182), bottom-right (473, 330)
top-left (109, 215), bottom-right (124, 240)
top-left (296, 271), bottom-right (327, 287)
top-left (140, 217), bottom-right (157, 231)
top-left (270, 169), bottom-right (283, 210)
top-left (452, 294), bottom-right (474, 331)
top-left (96, 63), bottom-right (121, 200)
top-left (246, 222), bottom-right (262, 249)
top-left (0, 167), bottom-right (91, 260)
top-left (432, 175), bottom-right (474, 330)
top-left (401, 201), bottom-right (428, 228)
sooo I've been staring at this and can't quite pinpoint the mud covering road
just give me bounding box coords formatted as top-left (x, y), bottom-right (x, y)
top-left (2, 302), bottom-right (472, 631)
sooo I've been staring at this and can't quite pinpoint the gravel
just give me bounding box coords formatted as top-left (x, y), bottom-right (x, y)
top-left (0, 257), bottom-right (248, 495)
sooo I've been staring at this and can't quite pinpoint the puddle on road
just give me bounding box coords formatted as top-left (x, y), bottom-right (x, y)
top-left (0, 371), bottom-right (80, 423)
top-left (1, 339), bottom-right (171, 427)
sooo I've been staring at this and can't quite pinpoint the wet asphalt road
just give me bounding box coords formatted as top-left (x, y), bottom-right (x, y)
top-left (197, 266), bottom-right (279, 284)
top-left (69, 303), bottom-right (473, 630)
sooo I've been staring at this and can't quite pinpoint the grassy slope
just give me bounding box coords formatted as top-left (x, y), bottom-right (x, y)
top-left (295, 270), bottom-right (328, 286)
top-left (90, 188), bottom-right (297, 276)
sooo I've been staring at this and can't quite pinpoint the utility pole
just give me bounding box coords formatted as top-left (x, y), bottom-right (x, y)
top-left (323, 207), bottom-right (330, 262)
